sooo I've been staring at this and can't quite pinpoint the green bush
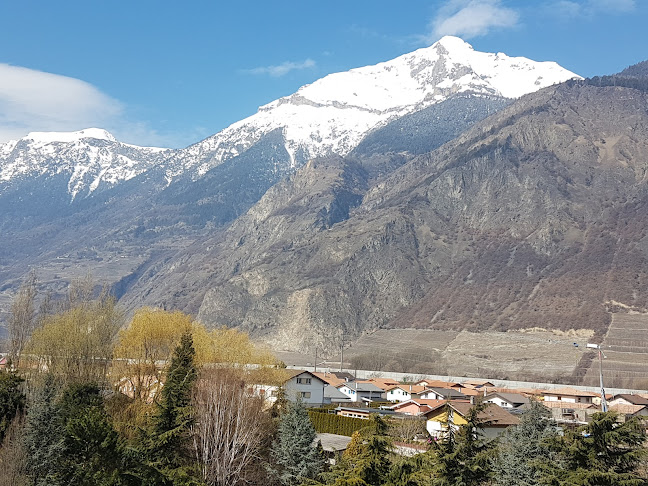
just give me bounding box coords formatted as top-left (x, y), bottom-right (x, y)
top-left (307, 410), bottom-right (367, 436)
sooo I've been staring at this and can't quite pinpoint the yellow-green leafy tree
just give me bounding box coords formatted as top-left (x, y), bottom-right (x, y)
top-left (26, 295), bottom-right (122, 384)
top-left (112, 308), bottom-right (212, 403)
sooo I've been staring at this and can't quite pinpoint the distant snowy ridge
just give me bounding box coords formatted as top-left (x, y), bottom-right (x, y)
top-left (0, 128), bottom-right (170, 199)
top-left (0, 36), bottom-right (580, 198)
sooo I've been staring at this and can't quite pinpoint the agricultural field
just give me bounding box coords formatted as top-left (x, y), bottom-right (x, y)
top-left (315, 327), bottom-right (591, 383)
top-left (584, 313), bottom-right (648, 389)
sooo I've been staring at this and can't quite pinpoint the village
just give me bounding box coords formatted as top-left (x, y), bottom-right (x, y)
top-left (255, 367), bottom-right (648, 460)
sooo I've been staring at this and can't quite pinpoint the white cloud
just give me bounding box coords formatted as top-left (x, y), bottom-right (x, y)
top-left (0, 63), bottom-right (197, 148)
top-left (425, 0), bottom-right (520, 42)
top-left (589, 0), bottom-right (635, 12)
top-left (545, 0), bottom-right (636, 18)
top-left (243, 58), bottom-right (316, 77)
top-left (0, 63), bottom-right (123, 143)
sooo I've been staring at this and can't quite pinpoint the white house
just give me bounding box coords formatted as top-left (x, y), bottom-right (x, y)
top-left (385, 385), bottom-right (428, 402)
top-left (608, 394), bottom-right (648, 408)
top-left (484, 392), bottom-right (530, 409)
top-left (338, 382), bottom-right (385, 402)
top-left (542, 387), bottom-right (598, 404)
top-left (284, 370), bottom-right (327, 405)
top-left (420, 388), bottom-right (469, 401)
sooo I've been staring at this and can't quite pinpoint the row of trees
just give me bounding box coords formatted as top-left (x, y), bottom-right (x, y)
top-left (0, 327), bottom-right (298, 485)
top-left (2, 275), bottom-right (648, 485)
top-left (0, 276), bottom-right (295, 485)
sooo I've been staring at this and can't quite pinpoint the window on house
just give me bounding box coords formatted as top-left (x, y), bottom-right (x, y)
top-left (296, 378), bottom-right (312, 385)
top-left (300, 392), bottom-right (311, 399)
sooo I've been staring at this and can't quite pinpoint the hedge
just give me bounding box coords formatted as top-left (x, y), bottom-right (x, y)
top-left (308, 410), bottom-right (368, 436)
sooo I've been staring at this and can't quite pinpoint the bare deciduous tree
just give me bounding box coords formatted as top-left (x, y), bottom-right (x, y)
top-left (193, 369), bottom-right (272, 486)
top-left (0, 413), bottom-right (27, 486)
top-left (8, 272), bottom-right (37, 367)
top-left (389, 417), bottom-right (427, 441)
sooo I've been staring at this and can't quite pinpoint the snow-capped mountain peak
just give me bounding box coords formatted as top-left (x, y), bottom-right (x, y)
top-left (183, 36), bottom-right (580, 175)
top-left (0, 127), bottom-right (168, 200)
top-left (24, 128), bottom-right (117, 145)
top-left (0, 37), bottom-right (581, 199)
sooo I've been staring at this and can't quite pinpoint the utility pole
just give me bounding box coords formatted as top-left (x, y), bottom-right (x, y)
top-left (587, 343), bottom-right (608, 412)
top-left (340, 332), bottom-right (346, 373)
top-left (314, 347), bottom-right (318, 373)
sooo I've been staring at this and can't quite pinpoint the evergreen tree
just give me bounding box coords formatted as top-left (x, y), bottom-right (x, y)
top-left (270, 399), bottom-right (325, 485)
top-left (23, 375), bottom-right (64, 486)
top-left (141, 332), bottom-right (200, 486)
top-left (26, 381), bottom-right (135, 486)
top-left (539, 411), bottom-right (647, 486)
top-left (0, 370), bottom-right (25, 444)
top-left (323, 414), bottom-right (393, 486)
top-left (493, 400), bottom-right (557, 486)
top-left (343, 431), bottom-right (364, 462)
top-left (385, 452), bottom-right (436, 486)
top-left (432, 401), bottom-right (493, 486)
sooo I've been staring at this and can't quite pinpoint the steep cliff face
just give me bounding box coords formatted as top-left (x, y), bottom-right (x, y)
top-left (134, 82), bottom-right (648, 353)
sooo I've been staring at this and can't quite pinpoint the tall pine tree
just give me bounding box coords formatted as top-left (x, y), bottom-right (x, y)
top-left (141, 332), bottom-right (200, 486)
top-left (432, 401), bottom-right (493, 486)
top-left (0, 370), bottom-right (25, 444)
top-left (23, 375), bottom-right (64, 486)
top-left (269, 399), bottom-right (325, 485)
top-left (322, 414), bottom-right (393, 486)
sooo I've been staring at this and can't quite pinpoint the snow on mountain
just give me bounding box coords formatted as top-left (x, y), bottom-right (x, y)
top-left (180, 36), bottom-right (580, 176)
top-left (0, 36), bottom-right (580, 198)
top-left (25, 128), bottom-right (117, 145)
top-left (0, 128), bottom-right (170, 199)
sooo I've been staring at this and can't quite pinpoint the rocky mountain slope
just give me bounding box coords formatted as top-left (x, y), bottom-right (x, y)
top-left (125, 79), bottom-right (648, 358)
top-left (0, 37), bottom-right (578, 320)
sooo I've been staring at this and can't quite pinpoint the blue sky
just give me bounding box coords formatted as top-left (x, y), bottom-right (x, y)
top-left (0, 0), bottom-right (646, 148)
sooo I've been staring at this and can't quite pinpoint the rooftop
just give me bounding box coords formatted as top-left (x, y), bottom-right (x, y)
top-left (610, 403), bottom-right (648, 415)
top-left (315, 433), bottom-right (352, 452)
top-left (485, 392), bottom-right (531, 406)
top-left (387, 384), bottom-right (428, 394)
top-left (612, 394), bottom-right (648, 406)
top-left (340, 382), bottom-right (385, 393)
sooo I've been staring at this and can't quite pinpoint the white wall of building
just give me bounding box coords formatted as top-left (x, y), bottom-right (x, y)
top-left (285, 372), bottom-right (326, 405)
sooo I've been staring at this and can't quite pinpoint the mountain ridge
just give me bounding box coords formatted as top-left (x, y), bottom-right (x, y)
top-left (0, 36), bottom-right (579, 201)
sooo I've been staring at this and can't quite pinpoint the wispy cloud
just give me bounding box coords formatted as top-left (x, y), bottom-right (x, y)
top-left (545, 0), bottom-right (635, 18)
top-left (0, 63), bottom-right (198, 148)
top-left (0, 63), bottom-right (123, 143)
top-left (420, 0), bottom-right (520, 44)
top-left (243, 58), bottom-right (316, 77)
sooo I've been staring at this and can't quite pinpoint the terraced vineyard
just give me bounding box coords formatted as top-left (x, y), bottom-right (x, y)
top-left (334, 328), bottom-right (587, 382)
top-left (585, 313), bottom-right (648, 388)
